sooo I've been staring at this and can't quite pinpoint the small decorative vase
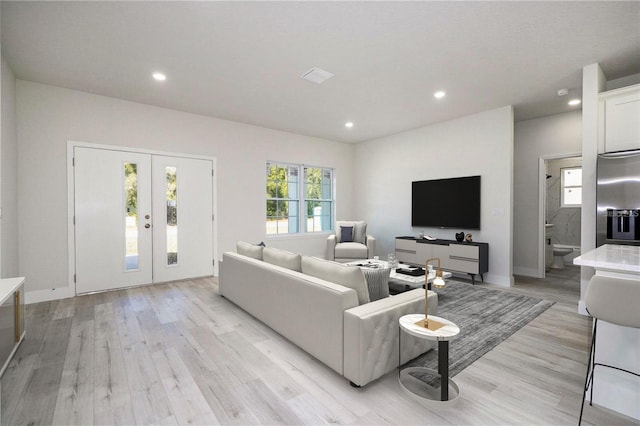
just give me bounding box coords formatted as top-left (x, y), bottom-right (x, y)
top-left (455, 232), bottom-right (464, 242)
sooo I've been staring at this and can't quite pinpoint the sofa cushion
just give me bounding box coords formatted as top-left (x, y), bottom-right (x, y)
top-left (340, 226), bottom-right (354, 243)
top-left (336, 221), bottom-right (367, 244)
top-left (301, 256), bottom-right (370, 305)
top-left (263, 247), bottom-right (302, 272)
top-left (237, 241), bottom-right (264, 260)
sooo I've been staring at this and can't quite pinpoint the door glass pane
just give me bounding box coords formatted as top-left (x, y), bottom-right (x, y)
top-left (166, 166), bottom-right (178, 265)
top-left (124, 163), bottom-right (139, 271)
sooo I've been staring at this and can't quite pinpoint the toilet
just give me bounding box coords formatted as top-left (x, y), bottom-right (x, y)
top-left (551, 245), bottom-right (573, 269)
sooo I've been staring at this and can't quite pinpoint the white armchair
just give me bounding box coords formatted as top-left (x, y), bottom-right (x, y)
top-left (327, 220), bottom-right (376, 262)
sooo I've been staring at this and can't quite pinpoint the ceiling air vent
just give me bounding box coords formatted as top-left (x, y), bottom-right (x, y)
top-left (301, 67), bottom-right (334, 84)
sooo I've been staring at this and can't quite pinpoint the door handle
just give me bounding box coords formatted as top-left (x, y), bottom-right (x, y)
top-left (145, 224), bottom-right (151, 229)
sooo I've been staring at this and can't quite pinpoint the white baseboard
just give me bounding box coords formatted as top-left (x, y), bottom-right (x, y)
top-left (578, 300), bottom-right (589, 316)
top-left (26, 286), bottom-right (74, 304)
top-left (513, 266), bottom-right (542, 278)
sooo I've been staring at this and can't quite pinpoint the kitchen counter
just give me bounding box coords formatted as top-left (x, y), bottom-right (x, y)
top-left (573, 244), bottom-right (640, 275)
top-left (573, 245), bottom-right (639, 421)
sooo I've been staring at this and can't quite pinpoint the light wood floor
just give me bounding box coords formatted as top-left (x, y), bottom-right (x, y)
top-left (1, 266), bottom-right (637, 425)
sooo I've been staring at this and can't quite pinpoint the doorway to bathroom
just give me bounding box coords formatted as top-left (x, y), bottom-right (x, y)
top-left (539, 154), bottom-right (582, 281)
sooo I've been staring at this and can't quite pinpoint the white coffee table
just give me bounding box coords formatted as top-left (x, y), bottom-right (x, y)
top-left (390, 263), bottom-right (452, 290)
top-left (398, 314), bottom-right (461, 407)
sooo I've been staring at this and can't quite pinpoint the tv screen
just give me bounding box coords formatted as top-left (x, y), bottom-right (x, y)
top-left (412, 176), bottom-right (481, 229)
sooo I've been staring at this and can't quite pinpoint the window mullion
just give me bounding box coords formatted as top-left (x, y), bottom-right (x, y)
top-left (299, 165), bottom-right (306, 233)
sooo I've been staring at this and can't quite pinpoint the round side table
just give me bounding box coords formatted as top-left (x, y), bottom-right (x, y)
top-left (398, 313), bottom-right (461, 407)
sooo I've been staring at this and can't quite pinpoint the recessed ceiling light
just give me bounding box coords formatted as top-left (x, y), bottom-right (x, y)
top-left (434, 91), bottom-right (446, 99)
top-left (345, 122), bottom-right (354, 128)
top-left (152, 72), bottom-right (167, 81)
top-left (568, 99), bottom-right (581, 106)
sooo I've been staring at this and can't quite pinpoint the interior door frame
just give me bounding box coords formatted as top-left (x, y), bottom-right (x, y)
top-left (67, 140), bottom-right (218, 295)
top-left (537, 151), bottom-right (581, 279)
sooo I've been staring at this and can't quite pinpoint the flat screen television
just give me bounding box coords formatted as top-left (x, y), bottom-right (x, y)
top-left (412, 175), bottom-right (481, 229)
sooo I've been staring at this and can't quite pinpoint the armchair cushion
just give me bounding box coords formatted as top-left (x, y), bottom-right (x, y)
top-left (336, 221), bottom-right (367, 244)
top-left (335, 242), bottom-right (368, 260)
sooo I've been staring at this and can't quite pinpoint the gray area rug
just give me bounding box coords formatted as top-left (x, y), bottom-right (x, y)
top-left (405, 280), bottom-right (555, 386)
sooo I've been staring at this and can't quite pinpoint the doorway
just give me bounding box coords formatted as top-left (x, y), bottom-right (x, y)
top-left (538, 154), bottom-right (582, 279)
top-left (73, 145), bottom-right (215, 294)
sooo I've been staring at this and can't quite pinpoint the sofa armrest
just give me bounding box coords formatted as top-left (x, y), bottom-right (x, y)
top-left (365, 235), bottom-right (376, 258)
top-left (343, 289), bottom-right (437, 387)
top-left (326, 234), bottom-right (337, 260)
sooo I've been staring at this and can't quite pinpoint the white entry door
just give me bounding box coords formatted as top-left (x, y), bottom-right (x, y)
top-left (75, 147), bottom-right (153, 293)
top-left (151, 155), bottom-right (213, 283)
top-left (74, 147), bottom-right (213, 294)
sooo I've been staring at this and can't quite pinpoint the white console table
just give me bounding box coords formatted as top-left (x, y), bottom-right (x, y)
top-left (574, 245), bottom-right (640, 421)
top-left (0, 277), bottom-right (26, 377)
top-left (395, 237), bottom-right (489, 284)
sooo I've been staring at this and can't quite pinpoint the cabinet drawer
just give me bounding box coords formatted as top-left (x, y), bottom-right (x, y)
top-left (447, 245), bottom-right (479, 274)
top-left (449, 244), bottom-right (479, 260)
top-left (447, 256), bottom-right (479, 274)
top-left (431, 245), bottom-right (450, 269)
top-left (415, 243), bottom-right (432, 265)
top-left (396, 251), bottom-right (416, 264)
top-left (395, 239), bottom-right (416, 252)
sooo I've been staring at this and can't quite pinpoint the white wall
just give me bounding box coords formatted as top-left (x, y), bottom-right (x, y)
top-left (17, 80), bottom-right (355, 297)
top-left (1, 57), bottom-right (18, 278)
top-left (513, 111), bottom-right (582, 277)
top-left (579, 63), bottom-right (606, 314)
top-left (353, 106), bottom-right (514, 287)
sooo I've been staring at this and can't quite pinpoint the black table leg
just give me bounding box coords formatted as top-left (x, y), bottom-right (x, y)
top-left (438, 340), bottom-right (449, 401)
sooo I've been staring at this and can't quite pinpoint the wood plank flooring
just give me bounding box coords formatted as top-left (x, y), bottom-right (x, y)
top-left (1, 267), bottom-right (637, 425)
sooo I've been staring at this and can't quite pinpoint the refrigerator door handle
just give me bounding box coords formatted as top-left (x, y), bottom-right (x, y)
top-left (599, 150), bottom-right (640, 159)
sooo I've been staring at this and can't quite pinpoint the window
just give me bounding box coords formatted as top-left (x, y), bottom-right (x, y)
top-left (166, 166), bottom-right (178, 266)
top-left (266, 162), bottom-right (334, 235)
top-left (124, 163), bottom-right (139, 271)
top-left (561, 166), bottom-right (582, 207)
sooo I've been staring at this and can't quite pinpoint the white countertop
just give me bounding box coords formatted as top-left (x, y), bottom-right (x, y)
top-left (0, 277), bottom-right (26, 304)
top-left (573, 244), bottom-right (640, 273)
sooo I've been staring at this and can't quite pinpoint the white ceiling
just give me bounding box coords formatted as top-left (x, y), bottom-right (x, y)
top-left (2, 1), bottom-right (639, 143)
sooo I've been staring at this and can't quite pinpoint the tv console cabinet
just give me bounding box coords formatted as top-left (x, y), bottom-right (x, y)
top-left (395, 237), bottom-right (488, 285)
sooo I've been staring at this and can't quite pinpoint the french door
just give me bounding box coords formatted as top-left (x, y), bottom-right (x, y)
top-left (74, 147), bottom-right (213, 294)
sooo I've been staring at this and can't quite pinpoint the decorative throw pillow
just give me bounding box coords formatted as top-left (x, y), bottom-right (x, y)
top-left (301, 256), bottom-right (370, 305)
top-left (237, 241), bottom-right (264, 260)
top-left (336, 221), bottom-right (367, 244)
top-left (340, 226), bottom-right (354, 243)
top-left (353, 222), bottom-right (367, 244)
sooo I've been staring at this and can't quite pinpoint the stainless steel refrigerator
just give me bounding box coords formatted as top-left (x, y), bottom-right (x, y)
top-left (596, 150), bottom-right (640, 247)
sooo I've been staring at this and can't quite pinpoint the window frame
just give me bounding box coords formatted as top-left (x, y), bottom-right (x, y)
top-left (560, 166), bottom-right (582, 208)
top-left (266, 161), bottom-right (335, 236)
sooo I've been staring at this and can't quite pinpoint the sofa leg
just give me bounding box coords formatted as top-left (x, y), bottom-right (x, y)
top-left (349, 381), bottom-right (361, 388)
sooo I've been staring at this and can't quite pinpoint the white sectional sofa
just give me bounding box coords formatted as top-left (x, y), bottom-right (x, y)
top-left (219, 242), bottom-right (438, 387)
